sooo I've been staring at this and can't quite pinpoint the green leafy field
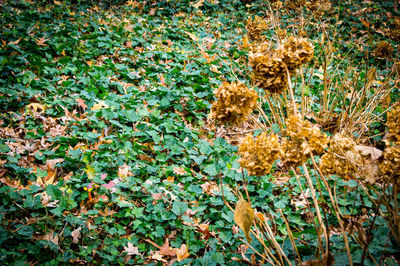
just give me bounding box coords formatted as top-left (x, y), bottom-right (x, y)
top-left (0, 0), bottom-right (399, 265)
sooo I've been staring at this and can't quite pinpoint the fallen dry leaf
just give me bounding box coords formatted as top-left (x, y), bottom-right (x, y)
top-left (185, 31), bottom-right (199, 42)
top-left (166, 176), bottom-right (175, 183)
top-left (124, 242), bottom-right (139, 256)
top-left (71, 227), bottom-right (81, 244)
top-left (234, 199), bottom-right (255, 243)
top-left (176, 244), bottom-right (190, 261)
top-left (76, 98), bottom-right (87, 111)
top-left (35, 37), bottom-right (48, 46)
top-left (91, 100), bottom-right (109, 110)
top-left (192, 0), bottom-right (205, 9)
top-left (173, 166), bottom-right (186, 176)
top-left (355, 145), bottom-right (382, 161)
top-left (146, 238), bottom-right (176, 257)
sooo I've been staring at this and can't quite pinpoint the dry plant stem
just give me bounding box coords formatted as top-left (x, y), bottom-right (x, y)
top-left (364, 184), bottom-right (400, 245)
top-left (300, 67), bottom-right (306, 116)
top-left (240, 238), bottom-right (272, 265)
top-left (261, 220), bottom-right (292, 266)
top-left (274, 94), bottom-right (287, 124)
top-left (360, 202), bottom-right (381, 266)
top-left (292, 169), bottom-right (324, 256)
top-left (219, 175), bottom-right (234, 212)
top-left (250, 112), bottom-right (268, 132)
top-left (301, 163), bottom-right (328, 249)
top-left (259, 223), bottom-right (284, 265)
top-left (257, 104), bottom-right (272, 128)
top-left (309, 154), bottom-right (353, 265)
top-left (286, 68), bottom-right (298, 116)
top-left (322, 35), bottom-right (329, 114)
top-left (250, 226), bottom-right (280, 265)
top-left (266, 94), bottom-right (284, 130)
top-left (279, 209), bottom-right (301, 264)
top-left (241, 169), bottom-right (251, 205)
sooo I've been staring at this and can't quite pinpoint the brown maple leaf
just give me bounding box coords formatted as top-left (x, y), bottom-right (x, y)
top-left (173, 166), bottom-right (186, 176)
top-left (35, 37), bottom-right (48, 46)
top-left (145, 238), bottom-right (176, 257)
top-left (76, 98), bottom-right (87, 111)
top-left (124, 242), bottom-right (139, 256)
top-left (176, 244), bottom-right (190, 261)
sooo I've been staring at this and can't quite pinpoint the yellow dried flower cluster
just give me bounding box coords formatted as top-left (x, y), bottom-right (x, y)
top-left (249, 50), bottom-right (289, 94)
top-left (373, 41), bottom-right (394, 59)
top-left (249, 37), bottom-right (313, 94)
top-left (389, 18), bottom-right (400, 41)
top-left (380, 106), bottom-right (400, 183)
top-left (379, 145), bottom-right (400, 184)
top-left (386, 105), bottom-right (400, 143)
top-left (319, 134), bottom-right (362, 176)
top-left (281, 36), bottom-right (314, 73)
top-left (285, 0), bottom-right (306, 10)
top-left (238, 133), bottom-right (283, 176)
top-left (282, 115), bottom-right (330, 166)
top-left (246, 16), bottom-right (268, 42)
top-left (305, 0), bottom-right (332, 16)
top-left (210, 82), bottom-right (258, 125)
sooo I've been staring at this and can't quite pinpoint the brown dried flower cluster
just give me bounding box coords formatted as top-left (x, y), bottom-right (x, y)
top-left (389, 18), bottom-right (400, 41)
top-left (282, 115), bottom-right (330, 166)
top-left (319, 134), bottom-right (362, 176)
top-left (246, 16), bottom-right (268, 42)
top-left (238, 133), bottom-right (283, 176)
top-left (373, 41), bottom-right (394, 59)
top-left (305, 0), bottom-right (332, 17)
top-left (249, 37), bottom-right (313, 94)
top-left (210, 82), bottom-right (258, 125)
top-left (281, 36), bottom-right (314, 73)
top-left (380, 145), bottom-right (400, 184)
top-left (285, 0), bottom-right (306, 10)
top-left (380, 106), bottom-right (400, 183)
top-left (249, 50), bottom-right (289, 94)
top-left (386, 105), bottom-right (400, 143)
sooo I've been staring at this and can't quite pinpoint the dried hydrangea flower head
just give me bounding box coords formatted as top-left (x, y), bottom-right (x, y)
top-left (373, 41), bottom-right (394, 59)
top-left (246, 16), bottom-right (268, 42)
top-left (283, 115), bottom-right (330, 166)
top-left (250, 40), bottom-right (270, 54)
top-left (210, 82), bottom-right (258, 125)
top-left (380, 105), bottom-right (400, 184)
top-left (306, 0), bottom-right (332, 17)
top-left (238, 133), bottom-right (283, 176)
top-left (380, 144), bottom-right (400, 184)
top-left (281, 36), bottom-right (314, 73)
top-left (389, 17), bottom-right (400, 41)
top-left (286, 0), bottom-right (306, 11)
top-left (386, 105), bottom-right (400, 143)
top-left (319, 134), bottom-right (362, 176)
top-left (249, 50), bottom-right (288, 94)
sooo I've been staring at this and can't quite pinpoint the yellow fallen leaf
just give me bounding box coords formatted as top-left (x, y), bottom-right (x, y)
top-left (176, 244), bottom-right (190, 261)
top-left (91, 100), bottom-right (109, 110)
top-left (233, 199), bottom-right (255, 243)
top-left (26, 103), bottom-right (46, 116)
top-left (192, 0), bottom-right (205, 9)
top-left (242, 35), bottom-right (250, 50)
top-left (84, 165), bottom-right (96, 180)
top-left (185, 31), bottom-right (199, 42)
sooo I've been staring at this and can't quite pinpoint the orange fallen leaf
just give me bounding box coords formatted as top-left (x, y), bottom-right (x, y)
top-left (145, 238), bottom-right (176, 257)
top-left (173, 166), bottom-right (186, 176)
top-left (35, 37), bottom-right (48, 46)
top-left (176, 244), bottom-right (189, 261)
top-left (166, 176), bottom-right (175, 183)
top-left (76, 98), bottom-right (87, 111)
